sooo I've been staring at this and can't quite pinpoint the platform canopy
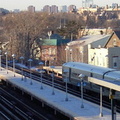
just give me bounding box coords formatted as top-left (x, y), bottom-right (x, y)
top-left (88, 77), bottom-right (120, 92)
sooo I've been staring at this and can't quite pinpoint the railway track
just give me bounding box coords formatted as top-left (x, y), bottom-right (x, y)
top-left (0, 86), bottom-right (51, 120)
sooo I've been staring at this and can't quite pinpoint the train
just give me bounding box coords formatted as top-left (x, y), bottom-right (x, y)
top-left (62, 62), bottom-right (120, 98)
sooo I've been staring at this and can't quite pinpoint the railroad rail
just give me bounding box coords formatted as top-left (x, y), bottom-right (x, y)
top-left (0, 86), bottom-right (51, 120)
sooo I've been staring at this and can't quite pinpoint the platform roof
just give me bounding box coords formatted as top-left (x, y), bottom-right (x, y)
top-left (88, 77), bottom-right (120, 92)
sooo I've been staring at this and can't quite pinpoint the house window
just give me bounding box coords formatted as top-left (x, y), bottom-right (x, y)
top-left (112, 56), bottom-right (118, 68)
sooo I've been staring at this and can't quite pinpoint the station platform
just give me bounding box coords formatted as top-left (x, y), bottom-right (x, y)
top-left (0, 68), bottom-right (120, 120)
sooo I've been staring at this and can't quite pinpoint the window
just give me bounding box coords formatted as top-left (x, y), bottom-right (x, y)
top-left (112, 56), bottom-right (118, 68)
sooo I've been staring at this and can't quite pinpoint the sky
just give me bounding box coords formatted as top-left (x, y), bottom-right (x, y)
top-left (1, 0), bottom-right (120, 11)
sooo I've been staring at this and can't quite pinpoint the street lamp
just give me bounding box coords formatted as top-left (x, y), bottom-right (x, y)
top-left (99, 86), bottom-right (103, 117)
top-left (39, 70), bottom-right (45, 89)
top-left (28, 58), bottom-right (33, 85)
top-left (65, 46), bottom-right (72, 62)
top-left (20, 56), bottom-right (24, 80)
top-left (5, 52), bottom-right (8, 74)
top-left (65, 46), bottom-right (69, 62)
top-left (12, 54), bottom-right (16, 77)
top-left (0, 50), bottom-right (2, 71)
top-left (51, 71), bottom-right (55, 95)
top-left (69, 49), bottom-right (72, 61)
top-left (78, 74), bottom-right (85, 108)
top-left (39, 62), bottom-right (44, 89)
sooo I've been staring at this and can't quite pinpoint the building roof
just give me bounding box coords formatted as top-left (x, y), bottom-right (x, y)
top-left (67, 34), bottom-right (111, 47)
top-left (91, 35), bottom-right (111, 48)
top-left (41, 34), bottom-right (71, 46)
top-left (114, 31), bottom-right (120, 39)
top-left (41, 39), bottom-right (71, 46)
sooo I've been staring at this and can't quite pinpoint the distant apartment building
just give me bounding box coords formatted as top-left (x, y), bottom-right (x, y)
top-left (60, 5), bottom-right (67, 12)
top-left (28, 5), bottom-right (35, 12)
top-left (43, 5), bottom-right (58, 13)
top-left (68, 5), bottom-right (77, 12)
top-left (43, 5), bottom-right (51, 13)
top-left (51, 5), bottom-right (58, 13)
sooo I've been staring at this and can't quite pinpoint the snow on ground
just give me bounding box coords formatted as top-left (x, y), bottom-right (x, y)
top-left (0, 68), bottom-right (120, 120)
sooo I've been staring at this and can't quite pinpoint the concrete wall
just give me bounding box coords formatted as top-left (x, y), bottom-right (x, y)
top-left (108, 47), bottom-right (120, 70)
top-left (88, 48), bottom-right (108, 67)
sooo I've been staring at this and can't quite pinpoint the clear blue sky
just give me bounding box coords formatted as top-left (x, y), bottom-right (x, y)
top-left (1, 0), bottom-right (120, 11)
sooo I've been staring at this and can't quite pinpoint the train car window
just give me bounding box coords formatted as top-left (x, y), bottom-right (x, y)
top-left (90, 73), bottom-right (93, 77)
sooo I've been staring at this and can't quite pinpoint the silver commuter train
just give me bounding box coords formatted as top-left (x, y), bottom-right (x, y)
top-left (62, 62), bottom-right (120, 97)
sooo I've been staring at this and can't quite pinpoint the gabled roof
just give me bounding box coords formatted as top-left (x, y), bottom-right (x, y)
top-left (114, 31), bottom-right (120, 39)
top-left (103, 31), bottom-right (120, 47)
top-left (67, 34), bottom-right (111, 47)
top-left (91, 35), bottom-right (111, 48)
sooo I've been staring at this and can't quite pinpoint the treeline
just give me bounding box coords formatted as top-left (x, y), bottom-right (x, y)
top-left (0, 11), bottom-right (120, 62)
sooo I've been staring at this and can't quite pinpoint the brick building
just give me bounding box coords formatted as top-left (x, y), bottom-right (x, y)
top-left (40, 34), bottom-right (70, 66)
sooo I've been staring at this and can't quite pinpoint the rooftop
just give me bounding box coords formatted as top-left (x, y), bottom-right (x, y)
top-left (67, 34), bottom-right (111, 47)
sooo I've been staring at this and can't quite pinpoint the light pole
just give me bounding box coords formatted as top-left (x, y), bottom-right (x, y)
top-left (78, 74), bottom-right (85, 108)
top-left (0, 50), bottom-right (2, 71)
top-left (99, 86), bottom-right (103, 117)
top-left (20, 56), bottom-right (24, 80)
top-left (65, 77), bottom-right (68, 101)
top-left (39, 70), bottom-right (45, 89)
top-left (65, 46), bottom-right (72, 62)
top-left (5, 52), bottom-right (8, 74)
top-left (12, 54), bottom-right (16, 77)
top-left (70, 49), bottom-right (72, 61)
top-left (51, 71), bottom-right (55, 95)
top-left (65, 46), bottom-right (69, 62)
top-left (39, 62), bottom-right (44, 89)
top-left (28, 58), bottom-right (33, 85)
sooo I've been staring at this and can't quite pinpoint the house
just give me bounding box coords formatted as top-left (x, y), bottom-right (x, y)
top-left (88, 31), bottom-right (120, 69)
top-left (67, 34), bottom-right (111, 63)
top-left (40, 34), bottom-right (71, 66)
